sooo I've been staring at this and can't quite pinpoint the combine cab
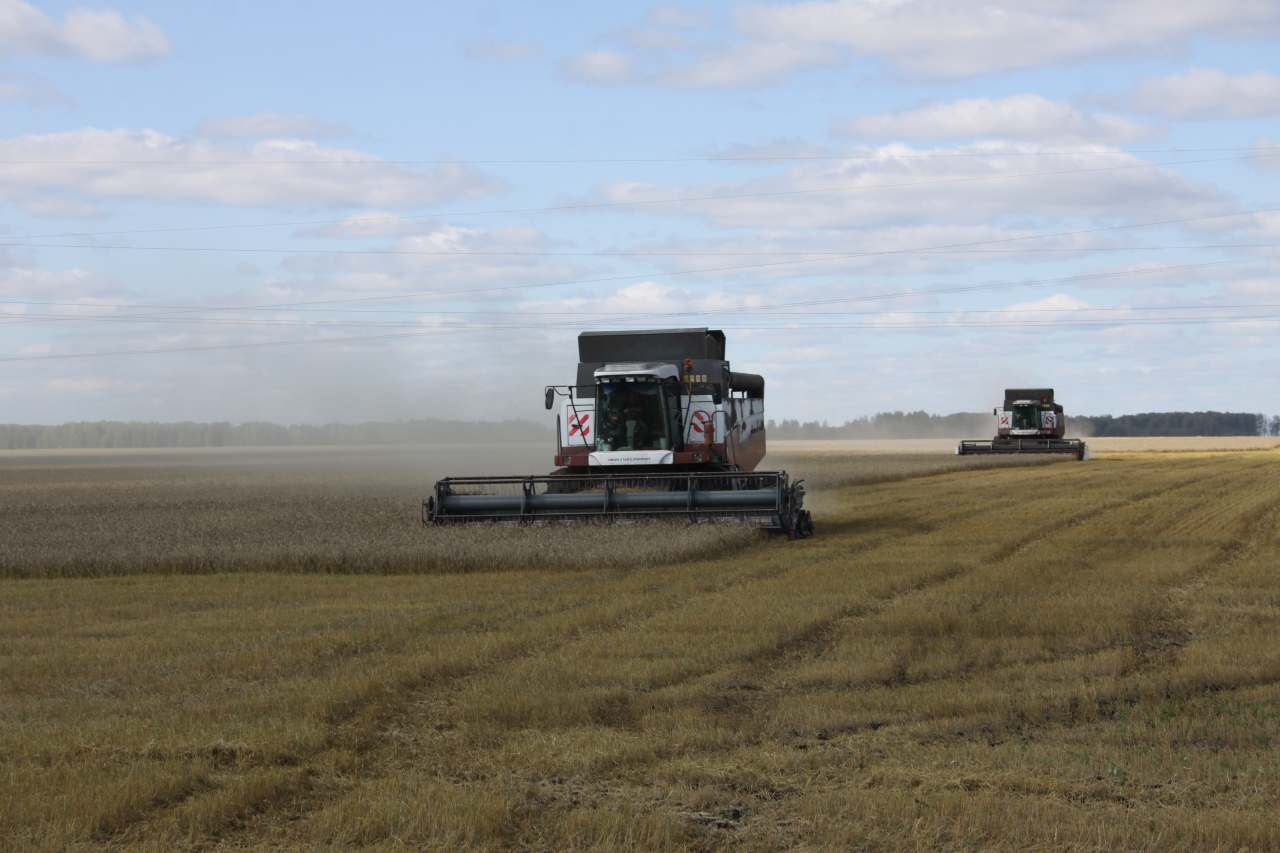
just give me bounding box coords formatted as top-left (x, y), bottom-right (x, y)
top-left (957, 388), bottom-right (1089, 460)
top-left (425, 328), bottom-right (813, 537)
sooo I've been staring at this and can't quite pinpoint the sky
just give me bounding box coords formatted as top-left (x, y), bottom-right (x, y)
top-left (1, 0), bottom-right (1278, 426)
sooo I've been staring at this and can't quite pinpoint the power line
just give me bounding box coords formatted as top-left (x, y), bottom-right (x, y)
top-left (697, 315), bottom-right (1280, 329)
top-left (1, 146), bottom-right (1276, 165)
top-left (4, 311), bottom-right (1276, 364)
top-left (5, 152), bottom-right (1276, 243)
top-left (684, 256), bottom-right (1280, 317)
top-left (4, 248), bottom-right (1272, 330)
top-left (9, 301), bottom-right (1280, 330)
top-left (4, 207), bottom-right (1279, 326)
top-left (5, 256), bottom-right (1278, 362)
top-left (6, 241), bottom-right (1278, 258)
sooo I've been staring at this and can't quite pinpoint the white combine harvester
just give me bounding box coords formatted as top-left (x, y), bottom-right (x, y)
top-left (957, 388), bottom-right (1089, 460)
top-left (425, 328), bottom-right (814, 538)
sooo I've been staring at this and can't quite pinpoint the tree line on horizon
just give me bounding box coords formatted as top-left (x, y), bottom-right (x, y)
top-left (0, 419), bottom-right (554, 450)
top-left (0, 410), bottom-right (1275, 450)
top-left (767, 410), bottom-right (1278, 439)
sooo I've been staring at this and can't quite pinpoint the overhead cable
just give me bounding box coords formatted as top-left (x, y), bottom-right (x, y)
top-left (5, 256), bottom-right (1279, 362)
top-left (5, 153), bottom-right (1277, 243)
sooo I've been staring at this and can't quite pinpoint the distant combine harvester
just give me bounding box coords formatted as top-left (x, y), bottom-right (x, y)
top-left (957, 389), bottom-right (1089, 460)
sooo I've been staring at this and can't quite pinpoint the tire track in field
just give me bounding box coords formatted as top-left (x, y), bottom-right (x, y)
top-left (479, 474), bottom-right (1123, 732)
top-left (748, 463), bottom-right (1280, 743)
top-left (92, 569), bottom-right (745, 845)
top-left (332, 462), bottom-right (1261, 848)
top-left (563, 461), bottom-right (1243, 777)
top-left (451, 465), bottom-right (1216, 736)
top-left (636, 461), bottom-right (1278, 847)
top-left (858, 484), bottom-right (1280, 745)
top-left (730, 467), bottom-right (1220, 697)
top-left (630, 462), bottom-right (1280, 848)
top-left (194, 507), bottom-right (986, 848)
top-left (147, 538), bottom-right (865, 848)
top-left (293, 465), bottom-right (1208, 829)
top-left (1129, 488), bottom-right (1280, 669)
top-left (145, 462), bottom-right (1236, 846)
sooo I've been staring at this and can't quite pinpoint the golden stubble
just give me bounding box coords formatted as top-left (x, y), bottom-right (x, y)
top-left (1, 448), bottom-right (1279, 851)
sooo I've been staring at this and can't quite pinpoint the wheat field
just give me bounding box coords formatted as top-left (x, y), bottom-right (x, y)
top-left (2, 445), bottom-right (1279, 851)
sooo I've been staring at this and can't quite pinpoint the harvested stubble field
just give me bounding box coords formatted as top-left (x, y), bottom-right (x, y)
top-left (3, 442), bottom-right (1280, 852)
top-left (0, 445), bottom-right (760, 578)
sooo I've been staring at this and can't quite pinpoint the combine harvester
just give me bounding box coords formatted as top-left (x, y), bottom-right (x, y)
top-left (425, 328), bottom-right (814, 537)
top-left (956, 388), bottom-right (1089, 460)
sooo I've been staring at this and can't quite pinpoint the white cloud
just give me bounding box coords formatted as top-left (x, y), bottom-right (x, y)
top-left (560, 49), bottom-right (634, 85)
top-left (991, 293), bottom-right (1098, 316)
top-left (295, 212), bottom-right (438, 239)
top-left (563, 30), bottom-right (841, 90)
top-left (568, 0), bottom-right (1280, 90)
top-left (197, 112), bottom-right (356, 140)
top-left (0, 266), bottom-right (118, 299)
top-left (0, 128), bottom-right (505, 210)
top-left (736, 0), bottom-right (1280, 79)
top-left (1068, 259), bottom-right (1267, 290)
top-left (614, 221), bottom-right (1136, 284)
top-left (701, 138), bottom-right (838, 161)
top-left (587, 143), bottom-right (1229, 230)
top-left (47, 377), bottom-right (121, 393)
top-left (1252, 138), bottom-right (1280, 175)
top-left (648, 6), bottom-right (715, 29)
top-left (0, 70), bottom-right (71, 106)
top-left (651, 39), bottom-right (843, 89)
top-left (284, 224), bottom-right (554, 269)
top-left (269, 222), bottom-right (579, 303)
top-left (0, 0), bottom-right (170, 63)
top-left (466, 38), bottom-right (540, 62)
top-left (16, 196), bottom-right (103, 218)
top-left (1132, 68), bottom-right (1280, 119)
top-left (518, 280), bottom-right (766, 334)
top-left (837, 95), bottom-right (1161, 144)
top-left (1248, 208), bottom-right (1280, 239)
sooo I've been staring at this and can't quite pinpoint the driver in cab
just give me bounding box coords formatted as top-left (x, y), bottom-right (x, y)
top-left (601, 386), bottom-right (650, 450)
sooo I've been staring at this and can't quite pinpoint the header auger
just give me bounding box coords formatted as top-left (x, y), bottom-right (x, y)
top-left (424, 328), bottom-right (814, 538)
top-left (957, 388), bottom-right (1089, 460)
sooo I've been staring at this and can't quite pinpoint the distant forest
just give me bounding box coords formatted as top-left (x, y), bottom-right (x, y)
top-left (1077, 412), bottom-right (1276, 437)
top-left (1, 410), bottom-right (1275, 450)
top-left (768, 411), bottom-right (1279, 439)
top-left (767, 411), bottom-right (992, 439)
top-left (0, 419), bottom-right (553, 450)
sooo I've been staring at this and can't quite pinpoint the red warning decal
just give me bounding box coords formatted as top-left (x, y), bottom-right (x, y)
top-left (691, 411), bottom-right (711, 434)
top-left (568, 413), bottom-right (591, 437)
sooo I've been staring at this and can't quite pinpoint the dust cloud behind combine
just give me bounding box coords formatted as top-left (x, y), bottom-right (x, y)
top-left (0, 444), bottom-right (752, 578)
top-left (8, 439), bottom-right (1270, 580)
top-left (0, 443), bottom-right (1067, 579)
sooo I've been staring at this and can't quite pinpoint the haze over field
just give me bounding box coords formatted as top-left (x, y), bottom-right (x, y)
top-left (0, 1), bottom-right (1278, 424)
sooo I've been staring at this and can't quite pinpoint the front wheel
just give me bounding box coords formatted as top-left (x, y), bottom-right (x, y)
top-left (788, 509), bottom-right (814, 540)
